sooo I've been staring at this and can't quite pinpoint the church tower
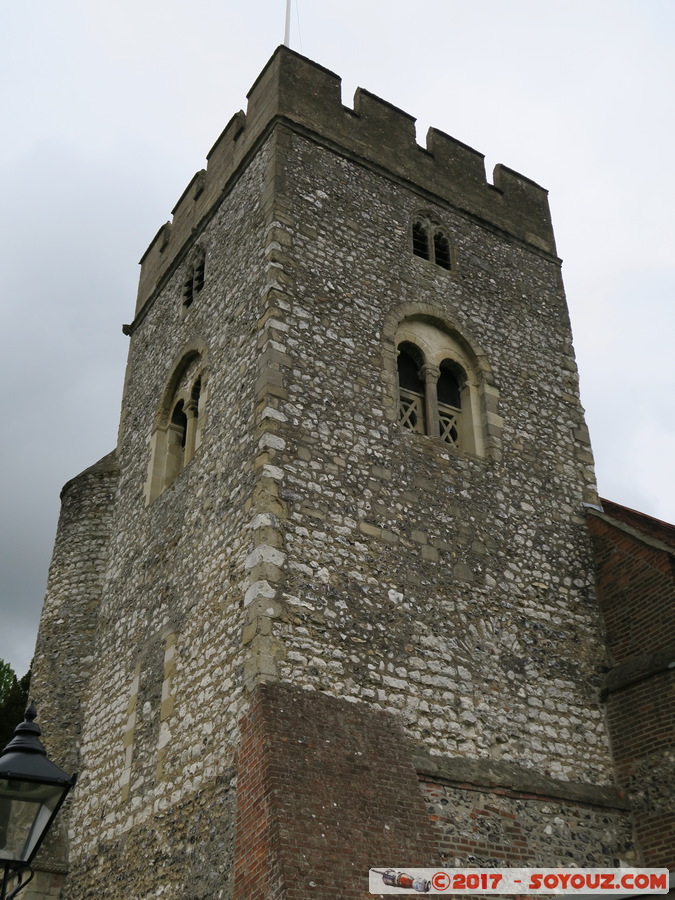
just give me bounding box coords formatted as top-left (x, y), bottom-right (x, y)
top-left (31, 48), bottom-right (642, 899)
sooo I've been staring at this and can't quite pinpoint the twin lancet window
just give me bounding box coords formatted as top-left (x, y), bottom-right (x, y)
top-left (398, 346), bottom-right (462, 445)
top-left (396, 319), bottom-right (485, 456)
top-left (412, 217), bottom-right (452, 270)
top-left (145, 353), bottom-right (207, 503)
top-left (166, 377), bottom-right (203, 480)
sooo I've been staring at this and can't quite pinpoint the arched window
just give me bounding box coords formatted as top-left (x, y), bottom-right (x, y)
top-left (165, 400), bottom-right (188, 486)
top-left (411, 221), bottom-right (430, 261)
top-left (436, 362), bottom-right (462, 445)
top-left (188, 377), bottom-right (203, 456)
top-left (144, 352), bottom-right (208, 503)
top-left (395, 318), bottom-right (487, 456)
top-left (433, 231), bottom-right (452, 270)
top-left (411, 215), bottom-right (453, 270)
top-left (397, 343), bottom-right (426, 434)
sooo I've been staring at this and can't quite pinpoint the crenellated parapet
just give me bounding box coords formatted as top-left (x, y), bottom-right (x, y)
top-left (135, 46), bottom-right (555, 315)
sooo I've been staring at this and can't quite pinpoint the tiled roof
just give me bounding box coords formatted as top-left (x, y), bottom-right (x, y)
top-left (600, 498), bottom-right (675, 551)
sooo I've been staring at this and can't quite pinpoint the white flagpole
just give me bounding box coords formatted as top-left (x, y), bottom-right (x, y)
top-left (284, 0), bottom-right (291, 46)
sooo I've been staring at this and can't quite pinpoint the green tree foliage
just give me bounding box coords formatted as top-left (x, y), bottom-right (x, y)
top-left (0, 661), bottom-right (31, 751)
top-left (0, 659), bottom-right (14, 705)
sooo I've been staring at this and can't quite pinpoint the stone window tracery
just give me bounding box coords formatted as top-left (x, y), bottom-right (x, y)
top-left (395, 318), bottom-right (486, 456)
top-left (144, 352), bottom-right (208, 503)
top-left (411, 215), bottom-right (453, 270)
top-left (433, 230), bottom-right (452, 270)
top-left (411, 220), bottom-right (430, 261)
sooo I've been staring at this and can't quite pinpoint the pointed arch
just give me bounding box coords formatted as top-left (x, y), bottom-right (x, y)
top-left (411, 213), bottom-right (454, 270)
top-left (411, 220), bottom-right (430, 261)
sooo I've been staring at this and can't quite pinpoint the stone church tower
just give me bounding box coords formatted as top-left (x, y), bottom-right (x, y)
top-left (27, 47), bottom-right (673, 899)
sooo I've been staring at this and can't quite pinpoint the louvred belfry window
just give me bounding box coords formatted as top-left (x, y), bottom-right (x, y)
top-left (183, 248), bottom-right (206, 309)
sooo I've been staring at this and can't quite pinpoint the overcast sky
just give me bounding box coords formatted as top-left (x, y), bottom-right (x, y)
top-left (1, 0), bottom-right (673, 678)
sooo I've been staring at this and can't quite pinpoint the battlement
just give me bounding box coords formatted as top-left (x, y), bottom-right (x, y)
top-left (135, 46), bottom-right (556, 315)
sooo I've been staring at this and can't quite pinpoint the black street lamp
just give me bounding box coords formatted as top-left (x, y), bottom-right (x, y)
top-left (0, 704), bottom-right (76, 900)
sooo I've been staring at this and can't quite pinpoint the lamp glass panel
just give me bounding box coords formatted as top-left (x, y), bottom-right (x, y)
top-left (0, 779), bottom-right (64, 863)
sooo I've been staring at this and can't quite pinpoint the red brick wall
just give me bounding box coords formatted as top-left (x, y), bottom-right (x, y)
top-left (605, 668), bottom-right (675, 868)
top-left (234, 683), bottom-right (438, 899)
top-left (588, 512), bottom-right (674, 662)
top-left (606, 669), bottom-right (675, 774)
top-left (588, 508), bottom-right (675, 869)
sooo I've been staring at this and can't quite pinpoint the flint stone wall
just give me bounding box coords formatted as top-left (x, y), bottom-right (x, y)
top-left (422, 780), bottom-right (635, 867)
top-left (41, 137), bottom-right (280, 900)
top-left (254, 127), bottom-right (611, 786)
